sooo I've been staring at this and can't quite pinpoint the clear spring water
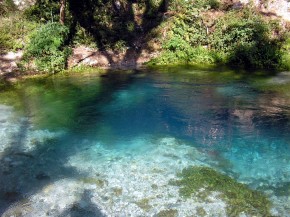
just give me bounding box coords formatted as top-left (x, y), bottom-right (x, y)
top-left (0, 67), bottom-right (290, 216)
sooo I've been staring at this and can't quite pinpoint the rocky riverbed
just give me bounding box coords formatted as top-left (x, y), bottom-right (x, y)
top-left (0, 104), bottom-right (290, 216)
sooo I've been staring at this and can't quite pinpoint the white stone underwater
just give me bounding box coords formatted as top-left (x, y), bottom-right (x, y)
top-left (0, 68), bottom-right (290, 216)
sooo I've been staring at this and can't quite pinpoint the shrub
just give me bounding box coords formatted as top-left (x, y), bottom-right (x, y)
top-left (209, 9), bottom-right (283, 69)
top-left (0, 0), bottom-right (17, 16)
top-left (23, 22), bottom-right (71, 72)
top-left (150, 0), bottom-right (218, 65)
top-left (0, 15), bottom-right (38, 52)
top-left (23, 0), bottom-right (60, 22)
top-left (193, 0), bottom-right (220, 9)
top-left (281, 36), bottom-right (290, 70)
top-left (71, 24), bottom-right (97, 48)
top-left (150, 46), bottom-right (218, 65)
top-left (152, 3), bottom-right (285, 70)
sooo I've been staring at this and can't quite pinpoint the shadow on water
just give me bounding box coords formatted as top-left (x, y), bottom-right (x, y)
top-left (0, 136), bottom-right (86, 215)
top-left (0, 71), bottom-right (141, 216)
top-left (58, 189), bottom-right (105, 217)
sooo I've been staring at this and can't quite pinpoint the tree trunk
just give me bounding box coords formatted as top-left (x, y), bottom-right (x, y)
top-left (60, 0), bottom-right (66, 25)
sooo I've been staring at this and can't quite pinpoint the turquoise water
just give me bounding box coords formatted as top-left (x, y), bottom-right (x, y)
top-left (0, 68), bottom-right (290, 216)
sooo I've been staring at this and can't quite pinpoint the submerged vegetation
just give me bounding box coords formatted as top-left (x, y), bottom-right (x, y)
top-left (1, 0), bottom-right (290, 72)
top-left (170, 166), bottom-right (271, 216)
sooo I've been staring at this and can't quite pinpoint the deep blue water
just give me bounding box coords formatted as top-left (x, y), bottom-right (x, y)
top-left (0, 68), bottom-right (290, 216)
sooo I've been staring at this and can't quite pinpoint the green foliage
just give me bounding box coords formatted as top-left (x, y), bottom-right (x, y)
top-left (169, 0), bottom-right (219, 11)
top-left (152, 2), bottom-right (286, 70)
top-left (24, 0), bottom-right (60, 22)
top-left (209, 9), bottom-right (283, 69)
top-left (170, 166), bottom-right (271, 216)
top-left (23, 22), bottom-right (71, 72)
top-left (72, 24), bottom-right (97, 48)
top-left (112, 40), bottom-right (127, 51)
top-left (281, 36), bottom-right (290, 70)
top-left (150, 0), bottom-right (220, 65)
top-left (0, 15), bottom-right (39, 52)
top-left (150, 46), bottom-right (218, 65)
top-left (0, 0), bottom-right (17, 16)
top-left (0, 0), bottom-right (16, 15)
top-left (209, 10), bottom-right (264, 52)
top-left (192, 0), bottom-right (220, 9)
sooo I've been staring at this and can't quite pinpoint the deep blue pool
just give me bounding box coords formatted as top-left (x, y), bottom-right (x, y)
top-left (0, 67), bottom-right (290, 216)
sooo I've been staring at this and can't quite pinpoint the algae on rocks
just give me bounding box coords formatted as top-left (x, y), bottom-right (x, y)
top-left (156, 209), bottom-right (178, 217)
top-left (170, 166), bottom-right (272, 216)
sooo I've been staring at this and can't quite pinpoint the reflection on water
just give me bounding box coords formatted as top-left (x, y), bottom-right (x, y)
top-left (0, 68), bottom-right (290, 216)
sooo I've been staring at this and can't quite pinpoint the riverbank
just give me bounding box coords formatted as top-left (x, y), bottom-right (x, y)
top-left (0, 46), bottom-right (159, 81)
top-left (1, 0), bottom-right (290, 79)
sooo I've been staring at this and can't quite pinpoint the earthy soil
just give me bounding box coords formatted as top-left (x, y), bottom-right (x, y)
top-left (0, 51), bottom-right (25, 81)
top-left (0, 47), bottom-right (159, 81)
top-left (67, 46), bottom-right (159, 69)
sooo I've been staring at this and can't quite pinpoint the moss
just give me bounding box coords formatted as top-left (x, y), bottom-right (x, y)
top-left (156, 209), bottom-right (178, 217)
top-left (112, 187), bottom-right (123, 196)
top-left (196, 207), bottom-right (207, 217)
top-left (61, 66), bottom-right (106, 75)
top-left (135, 198), bottom-right (152, 211)
top-left (2, 198), bottom-right (31, 217)
top-left (151, 184), bottom-right (158, 190)
top-left (170, 166), bottom-right (271, 216)
top-left (80, 177), bottom-right (107, 188)
top-left (151, 168), bottom-right (164, 173)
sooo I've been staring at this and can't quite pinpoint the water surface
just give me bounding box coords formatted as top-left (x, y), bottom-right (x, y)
top-left (0, 67), bottom-right (290, 216)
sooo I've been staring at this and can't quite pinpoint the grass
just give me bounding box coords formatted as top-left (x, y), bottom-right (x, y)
top-left (61, 65), bottom-right (107, 75)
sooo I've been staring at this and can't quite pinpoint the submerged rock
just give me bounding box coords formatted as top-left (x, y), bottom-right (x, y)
top-left (35, 172), bottom-right (50, 181)
top-left (3, 191), bottom-right (22, 202)
top-left (156, 209), bottom-right (178, 217)
top-left (1, 199), bottom-right (32, 217)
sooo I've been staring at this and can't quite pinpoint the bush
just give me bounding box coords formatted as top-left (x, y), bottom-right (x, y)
top-left (209, 9), bottom-right (283, 69)
top-left (193, 0), bottom-right (220, 9)
top-left (23, 0), bottom-right (60, 22)
top-left (23, 22), bottom-right (71, 72)
top-left (152, 3), bottom-right (285, 70)
top-left (0, 0), bottom-right (17, 16)
top-left (71, 24), bottom-right (97, 48)
top-left (151, 0), bottom-right (217, 65)
top-left (281, 36), bottom-right (290, 70)
top-left (0, 15), bottom-right (38, 52)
